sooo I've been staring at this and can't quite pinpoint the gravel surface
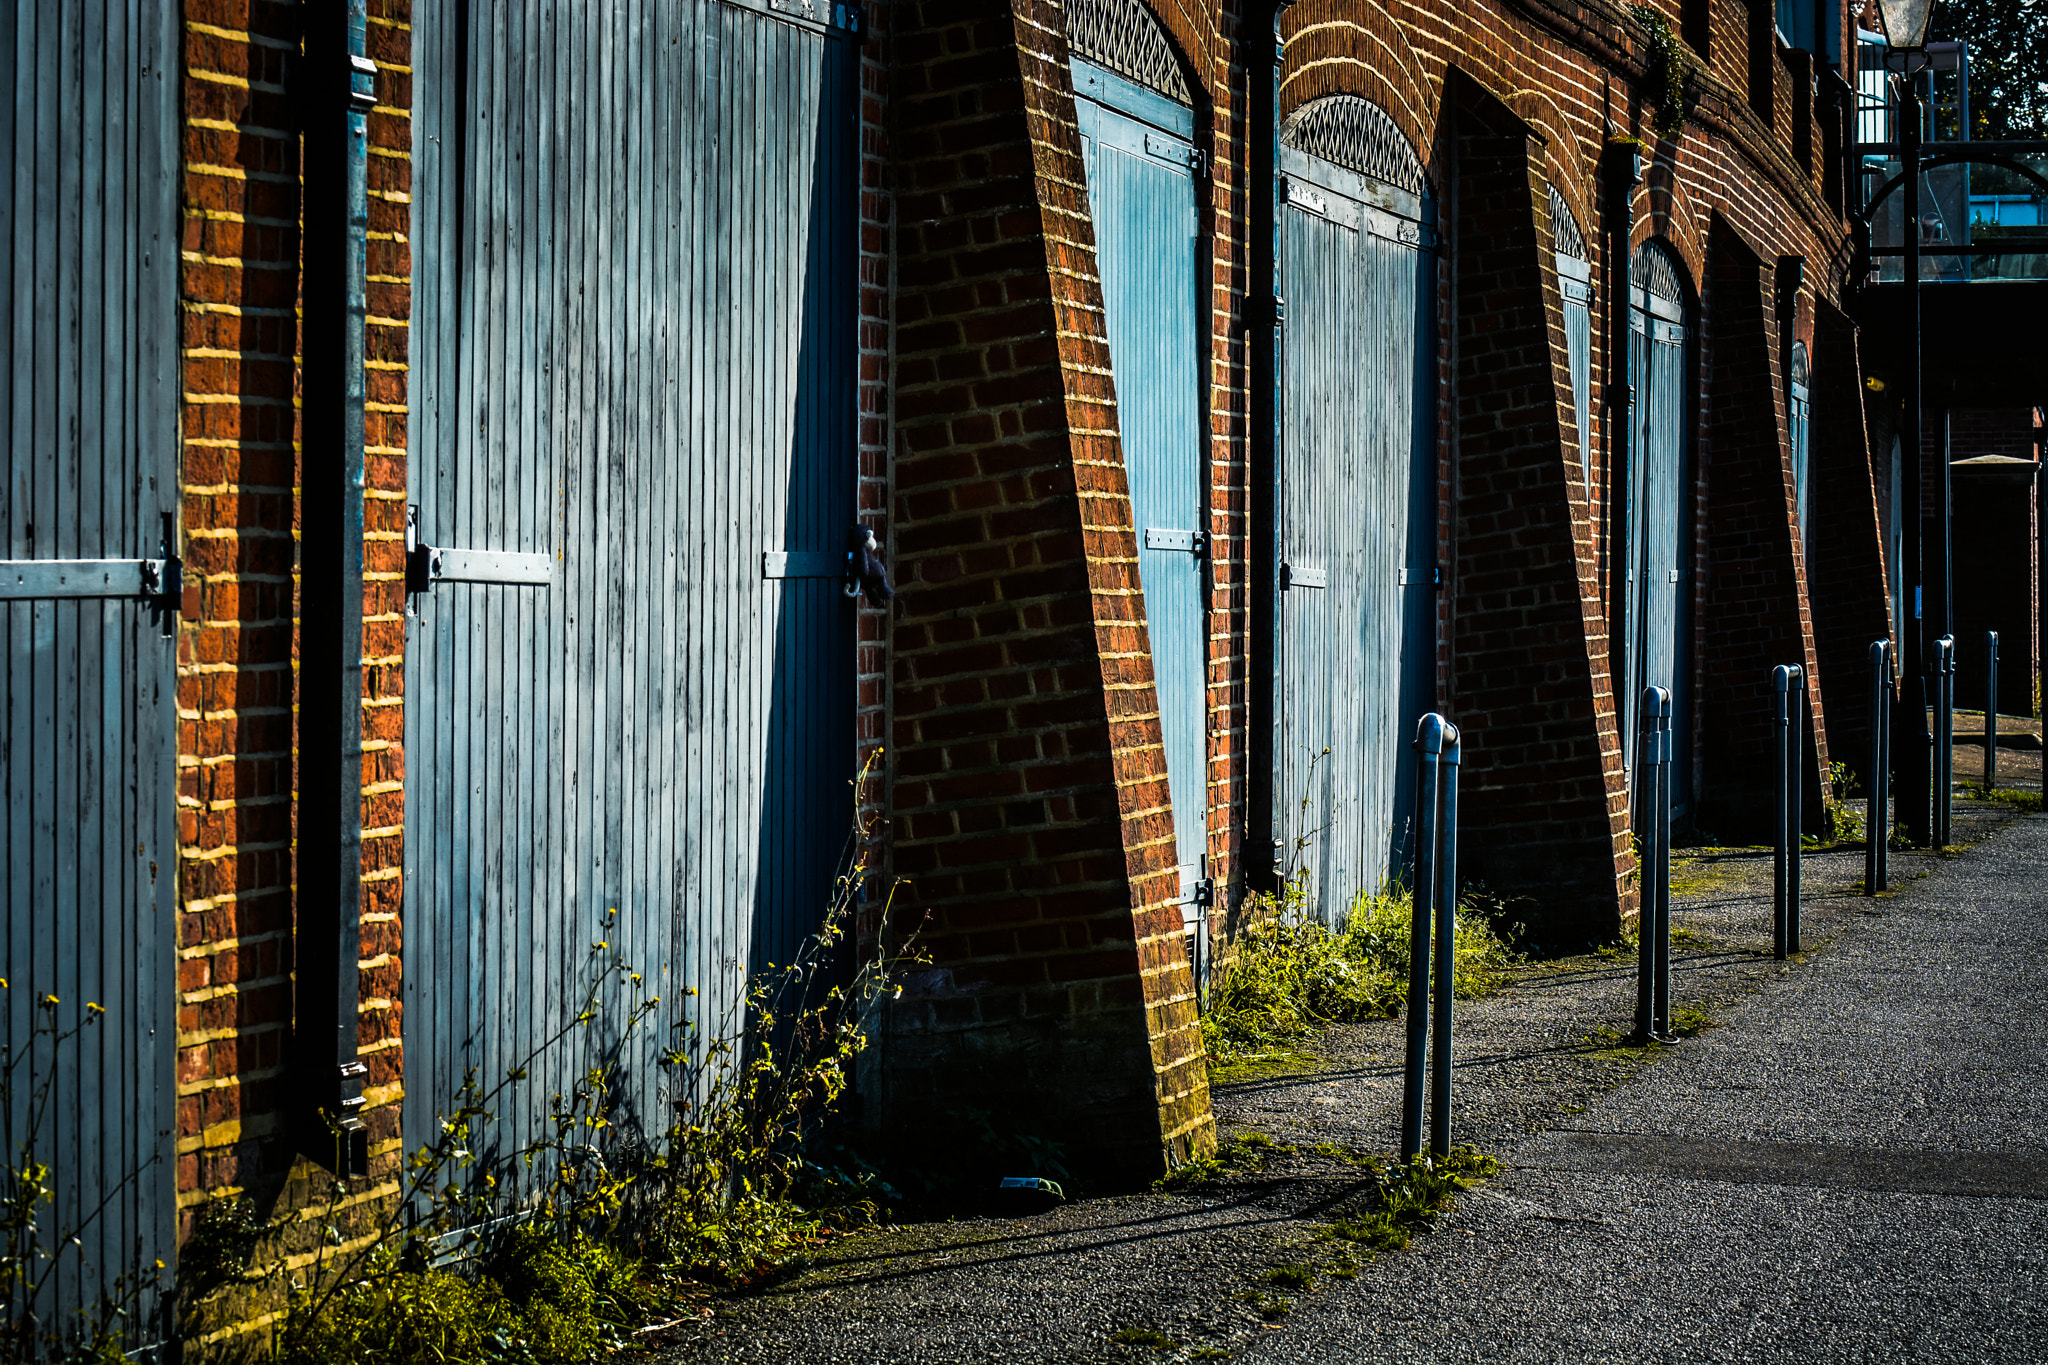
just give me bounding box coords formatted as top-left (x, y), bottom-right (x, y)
top-left (653, 796), bottom-right (2047, 1364)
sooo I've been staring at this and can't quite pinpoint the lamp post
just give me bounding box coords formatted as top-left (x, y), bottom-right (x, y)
top-left (1875, 0), bottom-right (1937, 845)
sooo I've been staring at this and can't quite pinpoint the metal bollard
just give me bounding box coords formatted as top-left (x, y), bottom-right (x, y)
top-left (1633, 687), bottom-right (1673, 1042)
top-left (1865, 640), bottom-right (1891, 896)
top-left (1402, 714), bottom-right (1461, 1163)
top-left (1935, 636), bottom-right (1955, 848)
top-left (1773, 665), bottom-right (1806, 959)
top-left (1986, 631), bottom-right (2000, 791)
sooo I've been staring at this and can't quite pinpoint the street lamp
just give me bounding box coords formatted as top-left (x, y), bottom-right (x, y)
top-left (1872, 0), bottom-right (1933, 52)
top-left (1874, 0), bottom-right (1938, 845)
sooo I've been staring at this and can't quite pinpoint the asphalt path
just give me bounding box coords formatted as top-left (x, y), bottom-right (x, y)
top-left (1242, 813), bottom-right (2048, 1365)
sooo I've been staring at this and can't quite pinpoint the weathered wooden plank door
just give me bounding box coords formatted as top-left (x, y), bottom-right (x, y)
top-left (0, 2), bottom-right (179, 1349)
top-left (1072, 59), bottom-right (1208, 903)
top-left (1273, 99), bottom-right (1435, 914)
top-left (407, 0), bottom-right (858, 1178)
top-left (1625, 244), bottom-right (1692, 805)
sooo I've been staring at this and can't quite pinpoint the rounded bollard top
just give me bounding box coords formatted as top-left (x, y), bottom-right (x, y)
top-left (1414, 712), bottom-right (1461, 757)
top-left (1772, 663), bottom-right (1805, 691)
top-left (1640, 684), bottom-right (1672, 718)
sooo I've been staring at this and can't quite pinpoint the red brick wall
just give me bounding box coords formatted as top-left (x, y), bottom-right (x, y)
top-left (1694, 221), bottom-right (1832, 837)
top-left (1805, 299), bottom-right (1895, 783)
top-left (177, 0), bottom-right (410, 1349)
top-left (875, 0), bottom-right (1210, 1183)
top-left (178, 0), bottom-right (299, 1235)
top-left (1444, 75), bottom-right (1632, 939)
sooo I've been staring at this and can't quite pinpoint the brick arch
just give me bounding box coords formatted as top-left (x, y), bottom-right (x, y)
top-left (1278, 0), bottom-right (1436, 175)
top-left (1510, 89), bottom-right (1597, 255)
top-left (1633, 177), bottom-right (1707, 296)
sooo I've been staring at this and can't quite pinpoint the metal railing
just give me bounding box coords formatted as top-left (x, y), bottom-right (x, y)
top-left (1866, 640), bottom-right (1892, 896)
top-left (1773, 665), bottom-right (1806, 960)
top-left (1935, 635), bottom-right (1955, 848)
top-left (1634, 687), bottom-right (1673, 1042)
top-left (1986, 631), bottom-right (2000, 790)
top-left (1401, 714), bottom-right (1461, 1163)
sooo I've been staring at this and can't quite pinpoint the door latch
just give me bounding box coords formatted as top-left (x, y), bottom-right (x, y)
top-left (407, 504), bottom-right (554, 614)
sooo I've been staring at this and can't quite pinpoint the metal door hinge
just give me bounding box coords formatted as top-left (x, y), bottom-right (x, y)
top-left (1144, 132), bottom-right (1205, 178)
top-left (1398, 564), bottom-right (1444, 589)
top-left (1144, 527), bottom-right (1208, 557)
top-left (762, 550), bottom-right (844, 579)
top-left (1192, 877), bottom-right (1215, 908)
top-left (347, 54), bottom-right (377, 113)
top-left (407, 505), bottom-right (553, 614)
top-left (0, 514), bottom-right (183, 635)
top-left (1248, 292), bottom-right (1285, 329)
top-left (1281, 562), bottom-right (1326, 590)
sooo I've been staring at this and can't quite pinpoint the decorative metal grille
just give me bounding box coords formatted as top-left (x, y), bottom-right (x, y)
top-left (1064, 0), bottom-right (1192, 105)
top-left (1549, 185), bottom-right (1588, 261)
top-left (1789, 340), bottom-right (1809, 387)
top-left (1633, 241), bottom-right (1687, 303)
top-left (1280, 96), bottom-right (1425, 196)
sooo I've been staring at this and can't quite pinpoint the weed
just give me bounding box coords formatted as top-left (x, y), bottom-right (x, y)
top-left (1206, 1048), bottom-right (1323, 1086)
top-left (1153, 1131), bottom-right (1294, 1192)
top-left (1981, 787), bottom-right (2045, 815)
top-left (1262, 1264), bottom-right (1315, 1292)
top-left (1822, 802), bottom-right (1864, 845)
top-left (1110, 1325), bottom-right (1177, 1349)
top-left (1669, 925), bottom-right (1711, 949)
top-left (274, 752), bottom-right (920, 1365)
top-left (1203, 876), bottom-right (1516, 1073)
top-left (1190, 1349), bottom-right (1232, 1360)
top-left (3, 990), bottom-right (163, 1362)
top-left (1311, 1147), bottom-right (1498, 1259)
top-left (1237, 1289), bottom-right (1293, 1320)
top-left (1668, 1006), bottom-right (1714, 1037)
top-left (1628, 6), bottom-right (1689, 133)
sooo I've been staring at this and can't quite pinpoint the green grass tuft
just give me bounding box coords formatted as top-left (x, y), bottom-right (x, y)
top-left (1202, 881), bottom-right (1516, 1074)
top-left (1109, 1325), bottom-right (1177, 1349)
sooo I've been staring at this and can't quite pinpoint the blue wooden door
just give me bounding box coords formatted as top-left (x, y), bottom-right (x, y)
top-left (1788, 342), bottom-right (1811, 540)
top-left (1552, 187), bottom-right (1594, 494)
top-left (1625, 246), bottom-right (1691, 803)
top-left (1273, 101), bottom-right (1434, 915)
top-left (1073, 62), bottom-right (1207, 901)
top-left (406, 0), bottom-right (858, 1182)
top-left (0, 2), bottom-right (179, 1350)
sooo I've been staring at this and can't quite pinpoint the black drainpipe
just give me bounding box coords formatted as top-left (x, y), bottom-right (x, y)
top-left (296, 0), bottom-right (375, 1179)
top-left (1246, 0), bottom-right (1295, 897)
